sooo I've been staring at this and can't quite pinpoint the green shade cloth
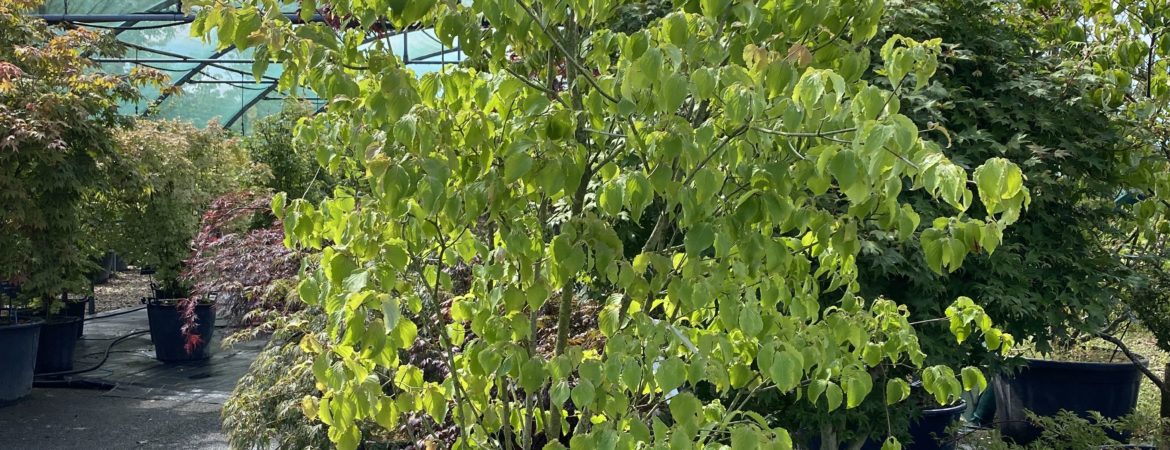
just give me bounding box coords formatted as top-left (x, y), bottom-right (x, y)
top-left (31, 1), bottom-right (462, 133)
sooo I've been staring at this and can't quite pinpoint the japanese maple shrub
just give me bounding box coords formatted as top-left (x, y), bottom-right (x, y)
top-left (182, 191), bottom-right (302, 344)
top-left (111, 119), bottom-right (259, 297)
top-left (196, 0), bottom-right (1030, 448)
top-left (0, 0), bottom-right (163, 315)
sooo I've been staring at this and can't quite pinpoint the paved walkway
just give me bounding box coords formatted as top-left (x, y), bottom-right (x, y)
top-left (0, 306), bottom-right (263, 450)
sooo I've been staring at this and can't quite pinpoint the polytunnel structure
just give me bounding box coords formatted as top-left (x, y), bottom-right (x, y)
top-left (31, 0), bottom-right (464, 132)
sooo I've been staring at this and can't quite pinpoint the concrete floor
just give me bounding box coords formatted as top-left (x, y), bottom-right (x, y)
top-left (0, 306), bottom-right (263, 450)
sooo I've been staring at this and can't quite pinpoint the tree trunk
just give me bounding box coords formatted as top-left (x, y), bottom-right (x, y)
top-left (1162, 362), bottom-right (1170, 450)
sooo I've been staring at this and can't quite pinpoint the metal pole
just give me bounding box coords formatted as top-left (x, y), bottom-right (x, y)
top-left (32, 12), bottom-right (325, 24)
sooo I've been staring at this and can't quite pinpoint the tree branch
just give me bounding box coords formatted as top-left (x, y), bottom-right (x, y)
top-left (1096, 331), bottom-right (1167, 393)
top-left (502, 65), bottom-right (569, 108)
top-left (515, 0), bottom-right (619, 104)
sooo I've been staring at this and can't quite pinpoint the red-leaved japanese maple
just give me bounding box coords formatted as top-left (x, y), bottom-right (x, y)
top-left (179, 191), bottom-right (302, 351)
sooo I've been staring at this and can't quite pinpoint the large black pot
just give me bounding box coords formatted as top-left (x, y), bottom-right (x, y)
top-left (0, 320), bottom-right (41, 403)
top-left (804, 402), bottom-right (966, 450)
top-left (147, 302), bottom-right (215, 362)
top-left (994, 356), bottom-right (1145, 444)
top-left (63, 300), bottom-right (86, 337)
top-left (90, 250), bottom-right (117, 284)
top-left (908, 402), bottom-right (966, 450)
top-left (34, 316), bottom-right (81, 374)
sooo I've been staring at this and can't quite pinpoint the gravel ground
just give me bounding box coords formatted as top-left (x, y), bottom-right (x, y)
top-left (91, 271), bottom-right (152, 313)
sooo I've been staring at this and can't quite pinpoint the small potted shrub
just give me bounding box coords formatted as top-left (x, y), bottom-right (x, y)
top-left (0, 1), bottom-right (163, 394)
top-left (992, 343), bottom-right (1146, 444)
top-left (181, 191), bottom-right (302, 341)
top-left (31, 293), bottom-right (85, 375)
top-left (112, 119), bottom-right (259, 362)
top-left (859, 0), bottom-right (1141, 444)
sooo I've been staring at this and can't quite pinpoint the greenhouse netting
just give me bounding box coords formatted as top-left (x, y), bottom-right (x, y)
top-left (31, 0), bottom-right (463, 133)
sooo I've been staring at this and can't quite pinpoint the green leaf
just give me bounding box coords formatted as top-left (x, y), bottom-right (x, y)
top-left (599, 182), bottom-right (624, 216)
top-left (422, 385), bottom-right (448, 422)
top-left (504, 152), bottom-right (534, 182)
top-left (684, 223), bottom-right (715, 256)
top-left (571, 379), bottom-right (596, 407)
top-left (739, 304), bottom-right (764, 337)
top-left (503, 285), bottom-right (525, 312)
top-left (381, 295), bottom-right (401, 332)
top-left (843, 370), bottom-right (873, 408)
top-left (961, 366), bottom-right (987, 391)
top-left (527, 282), bottom-right (549, 309)
top-left (668, 392), bottom-right (701, 425)
top-left (831, 149), bottom-right (869, 203)
top-left (394, 319), bottom-right (418, 348)
top-left (731, 426), bottom-right (759, 450)
top-left (881, 437), bottom-right (902, 450)
top-left (342, 270), bottom-right (369, 293)
top-left (301, 0), bottom-right (316, 23)
top-left (655, 357), bottom-right (686, 393)
top-left (768, 349), bottom-right (802, 392)
top-left (664, 13), bottom-right (689, 46)
top-left (325, 251), bottom-right (358, 284)
top-left (551, 380), bottom-right (571, 406)
top-left (824, 381), bottom-right (843, 412)
top-left (885, 378), bottom-right (910, 404)
top-left (699, 0), bottom-right (731, 20)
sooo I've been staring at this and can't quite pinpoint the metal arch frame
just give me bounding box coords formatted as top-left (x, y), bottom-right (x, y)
top-left (30, 9), bottom-right (465, 131)
top-left (34, 12), bottom-right (326, 24)
top-left (224, 83), bottom-right (280, 129)
top-left (144, 45), bottom-right (239, 114)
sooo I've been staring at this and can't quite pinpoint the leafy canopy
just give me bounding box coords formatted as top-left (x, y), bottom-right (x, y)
top-left (194, 0), bottom-right (1028, 448)
top-left (110, 119), bottom-right (259, 291)
top-left (0, 0), bottom-right (163, 307)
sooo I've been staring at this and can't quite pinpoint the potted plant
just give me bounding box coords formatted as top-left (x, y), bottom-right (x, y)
top-left (855, 0), bottom-right (1140, 443)
top-left (182, 191), bottom-right (302, 340)
top-left (144, 279), bottom-right (216, 362)
top-left (28, 293), bottom-right (87, 375)
top-left (992, 345), bottom-right (1146, 444)
top-left (112, 119), bottom-right (258, 362)
top-left (0, 1), bottom-right (164, 394)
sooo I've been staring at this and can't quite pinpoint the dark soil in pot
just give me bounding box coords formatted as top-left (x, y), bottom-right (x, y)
top-left (34, 316), bottom-right (81, 374)
top-left (146, 301), bottom-right (215, 362)
top-left (0, 319), bottom-right (41, 403)
top-left (994, 355), bottom-right (1145, 445)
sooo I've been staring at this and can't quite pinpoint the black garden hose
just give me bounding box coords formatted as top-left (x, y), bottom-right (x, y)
top-left (35, 329), bottom-right (150, 378)
top-left (78, 305), bottom-right (146, 322)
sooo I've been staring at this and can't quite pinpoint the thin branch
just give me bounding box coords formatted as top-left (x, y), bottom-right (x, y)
top-left (908, 317), bottom-right (949, 327)
top-left (752, 125), bottom-right (857, 138)
top-left (807, 16), bottom-right (854, 54)
top-left (515, 0), bottom-right (620, 104)
top-left (585, 128), bottom-right (626, 138)
top-left (885, 147), bottom-right (921, 170)
top-left (1095, 331), bottom-right (1167, 393)
top-left (681, 125), bottom-right (750, 185)
top-left (502, 65), bottom-right (569, 108)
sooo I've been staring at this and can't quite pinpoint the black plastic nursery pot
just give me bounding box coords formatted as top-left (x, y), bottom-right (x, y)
top-left (63, 300), bottom-right (86, 337)
top-left (147, 301), bottom-right (215, 362)
top-left (0, 319), bottom-right (42, 403)
top-left (907, 402), bottom-right (966, 450)
top-left (994, 356), bottom-right (1145, 444)
top-left (805, 402), bottom-right (966, 450)
top-left (33, 316), bottom-right (81, 374)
